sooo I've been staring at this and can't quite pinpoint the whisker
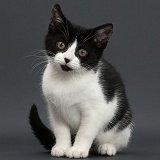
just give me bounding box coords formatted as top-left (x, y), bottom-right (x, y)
top-left (34, 64), bottom-right (47, 79)
top-left (21, 50), bottom-right (46, 59)
top-left (81, 63), bottom-right (92, 69)
top-left (21, 50), bottom-right (54, 60)
top-left (54, 57), bottom-right (64, 64)
top-left (61, 22), bottom-right (68, 39)
top-left (82, 30), bottom-right (93, 44)
top-left (82, 35), bottom-right (95, 44)
top-left (54, 60), bottom-right (63, 65)
top-left (57, 26), bottom-right (68, 39)
top-left (30, 57), bottom-right (47, 68)
top-left (82, 31), bottom-right (102, 44)
top-left (29, 50), bottom-right (48, 55)
top-left (30, 60), bottom-right (48, 73)
top-left (65, 20), bottom-right (69, 38)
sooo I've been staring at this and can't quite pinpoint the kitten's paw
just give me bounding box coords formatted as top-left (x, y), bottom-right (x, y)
top-left (98, 143), bottom-right (116, 156)
top-left (51, 145), bottom-right (69, 157)
top-left (66, 146), bottom-right (89, 158)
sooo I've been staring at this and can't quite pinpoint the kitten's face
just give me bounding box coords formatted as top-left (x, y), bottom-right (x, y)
top-left (45, 4), bottom-right (113, 72)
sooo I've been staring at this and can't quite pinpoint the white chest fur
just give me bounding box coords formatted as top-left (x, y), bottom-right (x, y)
top-left (42, 64), bottom-right (117, 132)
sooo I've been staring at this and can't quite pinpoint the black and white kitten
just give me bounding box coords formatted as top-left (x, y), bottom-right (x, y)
top-left (29, 4), bottom-right (132, 158)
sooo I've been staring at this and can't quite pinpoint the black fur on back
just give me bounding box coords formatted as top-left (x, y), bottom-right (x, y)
top-left (29, 104), bottom-right (55, 150)
top-left (99, 59), bottom-right (132, 131)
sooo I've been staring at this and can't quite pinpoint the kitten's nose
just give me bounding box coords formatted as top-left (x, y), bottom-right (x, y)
top-left (64, 58), bottom-right (70, 63)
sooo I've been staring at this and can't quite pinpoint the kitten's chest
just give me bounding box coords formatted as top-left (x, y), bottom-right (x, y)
top-left (42, 71), bottom-right (93, 131)
top-left (43, 77), bottom-right (87, 107)
top-left (42, 66), bottom-right (105, 130)
top-left (42, 67), bottom-right (101, 107)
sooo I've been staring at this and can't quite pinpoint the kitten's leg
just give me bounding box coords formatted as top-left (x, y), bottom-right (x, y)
top-left (66, 104), bottom-right (104, 158)
top-left (97, 125), bottom-right (132, 156)
top-left (48, 105), bottom-right (71, 157)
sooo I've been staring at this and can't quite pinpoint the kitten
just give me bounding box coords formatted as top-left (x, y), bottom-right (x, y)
top-left (29, 4), bottom-right (132, 158)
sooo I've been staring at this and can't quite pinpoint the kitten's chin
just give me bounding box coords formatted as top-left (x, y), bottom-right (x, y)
top-left (60, 65), bottom-right (73, 72)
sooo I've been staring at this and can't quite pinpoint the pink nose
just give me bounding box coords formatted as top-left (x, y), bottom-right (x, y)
top-left (64, 58), bottom-right (70, 63)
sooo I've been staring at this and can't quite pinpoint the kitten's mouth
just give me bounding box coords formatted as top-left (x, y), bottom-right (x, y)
top-left (60, 65), bottom-right (73, 72)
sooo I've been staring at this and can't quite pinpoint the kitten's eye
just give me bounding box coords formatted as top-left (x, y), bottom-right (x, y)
top-left (77, 49), bottom-right (88, 57)
top-left (57, 42), bottom-right (66, 50)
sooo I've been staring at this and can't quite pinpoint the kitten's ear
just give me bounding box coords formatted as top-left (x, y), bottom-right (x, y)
top-left (93, 23), bottom-right (113, 48)
top-left (49, 4), bottom-right (66, 31)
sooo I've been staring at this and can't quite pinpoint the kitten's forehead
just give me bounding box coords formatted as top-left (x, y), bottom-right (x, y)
top-left (54, 27), bottom-right (93, 47)
top-left (66, 39), bottom-right (77, 53)
top-left (65, 26), bottom-right (94, 45)
top-left (76, 28), bottom-right (94, 43)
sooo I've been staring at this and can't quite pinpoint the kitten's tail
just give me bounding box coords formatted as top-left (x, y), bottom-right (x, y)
top-left (29, 104), bottom-right (55, 151)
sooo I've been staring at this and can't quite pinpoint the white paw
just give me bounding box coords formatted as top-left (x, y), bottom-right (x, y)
top-left (66, 146), bottom-right (89, 158)
top-left (51, 145), bottom-right (69, 157)
top-left (98, 143), bottom-right (116, 156)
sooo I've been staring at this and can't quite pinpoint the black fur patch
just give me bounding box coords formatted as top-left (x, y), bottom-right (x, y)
top-left (45, 4), bottom-right (113, 71)
top-left (29, 105), bottom-right (55, 150)
top-left (99, 60), bottom-right (132, 131)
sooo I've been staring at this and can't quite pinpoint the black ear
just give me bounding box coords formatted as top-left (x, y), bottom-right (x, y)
top-left (93, 23), bottom-right (113, 48)
top-left (49, 4), bottom-right (66, 31)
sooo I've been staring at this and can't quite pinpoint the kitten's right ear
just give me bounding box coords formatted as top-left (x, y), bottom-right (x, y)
top-left (93, 23), bottom-right (113, 49)
top-left (49, 4), bottom-right (66, 32)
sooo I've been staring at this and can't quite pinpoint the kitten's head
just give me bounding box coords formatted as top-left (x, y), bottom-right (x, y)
top-left (45, 4), bottom-right (113, 72)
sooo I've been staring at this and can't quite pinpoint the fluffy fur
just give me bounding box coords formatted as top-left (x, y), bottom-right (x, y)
top-left (29, 4), bottom-right (133, 158)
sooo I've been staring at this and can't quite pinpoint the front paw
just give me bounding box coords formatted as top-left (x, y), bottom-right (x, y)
top-left (51, 145), bottom-right (70, 157)
top-left (65, 146), bottom-right (89, 158)
top-left (98, 143), bottom-right (116, 156)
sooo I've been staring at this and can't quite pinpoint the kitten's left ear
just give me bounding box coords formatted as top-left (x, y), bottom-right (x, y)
top-left (49, 4), bottom-right (66, 31)
top-left (93, 23), bottom-right (113, 49)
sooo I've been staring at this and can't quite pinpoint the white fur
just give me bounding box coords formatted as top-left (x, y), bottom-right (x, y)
top-left (42, 40), bottom-right (131, 158)
top-left (53, 40), bottom-right (80, 70)
top-left (98, 143), bottom-right (116, 156)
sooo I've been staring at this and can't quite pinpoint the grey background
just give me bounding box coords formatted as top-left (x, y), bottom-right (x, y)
top-left (0, 0), bottom-right (160, 159)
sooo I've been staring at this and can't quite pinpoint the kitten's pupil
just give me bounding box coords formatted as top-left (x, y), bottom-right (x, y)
top-left (57, 42), bottom-right (65, 49)
top-left (78, 49), bottom-right (88, 57)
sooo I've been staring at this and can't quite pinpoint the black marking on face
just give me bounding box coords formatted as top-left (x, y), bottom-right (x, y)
top-left (45, 4), bottom-right (113, 71)
top-left (60, 65), bottom-right (73, 72)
